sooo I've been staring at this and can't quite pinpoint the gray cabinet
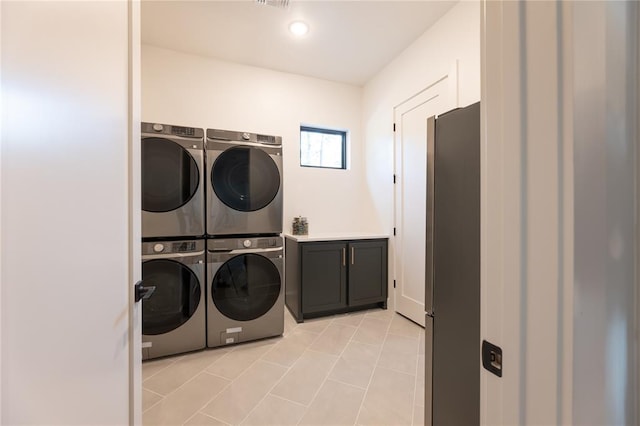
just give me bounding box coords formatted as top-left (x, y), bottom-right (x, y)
top-left (285, 237), bottom-right (388, 322)
top-left (348, 240), bottom-right (388, 306)
top-left (301, 242), bottom-right (347, 314)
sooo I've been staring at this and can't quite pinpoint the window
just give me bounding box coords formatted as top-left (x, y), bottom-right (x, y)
top-left (300, 126), bottom-right (346, 169)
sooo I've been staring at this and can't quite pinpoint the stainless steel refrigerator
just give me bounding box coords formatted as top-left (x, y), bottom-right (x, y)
top-left (425, 102), bottom-right (480, 425)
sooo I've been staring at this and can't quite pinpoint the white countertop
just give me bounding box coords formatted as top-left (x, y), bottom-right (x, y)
top-left (284, 232), bottom-right (390, 242)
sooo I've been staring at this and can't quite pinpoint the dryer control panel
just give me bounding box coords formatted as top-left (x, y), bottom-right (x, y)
top-left (141, 122), bottom-right (204, 139)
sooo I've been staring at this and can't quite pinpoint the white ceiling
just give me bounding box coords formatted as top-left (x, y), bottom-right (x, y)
top-left (141, 1), bottom-right (458, 86)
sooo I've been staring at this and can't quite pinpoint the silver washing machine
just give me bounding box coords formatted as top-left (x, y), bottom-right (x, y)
top-left (206, 236), bottom-right (284, 348)
top-left (142, 123), bottom-right (205, 239)
top-left (205, 129), bottom-right (283, 236)
top-left (142, 239), bottom-right (206, 359)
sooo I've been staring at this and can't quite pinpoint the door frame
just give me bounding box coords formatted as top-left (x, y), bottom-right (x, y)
top-left (0, 0), bottom-right (3, 419)
top-left (480, 2), bottom-right (572, 422)
top-left (391, 61), bottom-right (458, 319)
top-left (481, 1), bottom-right (639, 423)
top-left (127, 0), bottom-right (142, 424)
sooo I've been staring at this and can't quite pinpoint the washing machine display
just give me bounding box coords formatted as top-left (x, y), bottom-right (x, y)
top-left (142, 123), bottom-right (205, 239)
top-left (207, 236), bottom-right (284, 348)
top-left (206, 129), bottom-right (283, 236)
top-left (142, 239), bottom-right (206, 360)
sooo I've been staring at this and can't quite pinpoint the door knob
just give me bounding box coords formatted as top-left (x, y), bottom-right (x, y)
top-left (134, 281), bottom-right (156, 303)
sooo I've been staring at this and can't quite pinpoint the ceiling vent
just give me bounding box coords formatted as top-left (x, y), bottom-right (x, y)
top-left (255, 0), bottom-right (290, 10)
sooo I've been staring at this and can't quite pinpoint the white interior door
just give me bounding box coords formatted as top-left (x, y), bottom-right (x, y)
top-left (394, 72), bottom-right (457, 326)
top-left (1, 1), bottom-right (141, 424)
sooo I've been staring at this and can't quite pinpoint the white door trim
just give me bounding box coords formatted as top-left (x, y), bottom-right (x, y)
top-left (0, 0), bottom-right (3, 419)
top-left (392, 62), bottom-right (458, 323)
top-left (392, 62), bottom-right (459, 113)
top-left (482, 1), bottom-right (638, 424)
top-left (127, 0), bottom-right (142, 424)
top-left (481, 2), bottom-right (572, 422)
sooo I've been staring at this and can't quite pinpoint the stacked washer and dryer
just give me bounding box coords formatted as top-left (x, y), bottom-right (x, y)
top-left (141, 123), bottom-right (284, 360)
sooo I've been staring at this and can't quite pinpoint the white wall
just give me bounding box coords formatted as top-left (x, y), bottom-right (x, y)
top-left (142, 45), bottom-right (377, 235)
top-left (362, 0), bottom-right (480, 233)
top-left (361, 1), bottom-right (480, 309)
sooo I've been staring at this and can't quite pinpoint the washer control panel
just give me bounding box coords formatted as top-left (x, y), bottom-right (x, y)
top-left (207, 236), bottom-right (283, 252)
top-left (142, 239), bottom-right (204, 256)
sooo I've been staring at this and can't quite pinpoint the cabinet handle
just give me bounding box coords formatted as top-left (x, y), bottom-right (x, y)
top-left (342, 248), bottom-right (346, 266)
top-left (351, 247), bottom-right (355, 265)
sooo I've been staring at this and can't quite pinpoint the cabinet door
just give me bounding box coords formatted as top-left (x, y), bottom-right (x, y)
top-left (301, 242), bottom-right (347, 313)
top-left (348, 240), bottom-right (388, 306)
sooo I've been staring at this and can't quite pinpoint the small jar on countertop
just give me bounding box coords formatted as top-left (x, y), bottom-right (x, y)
top-left (292, 216), bottom-right (309, 235)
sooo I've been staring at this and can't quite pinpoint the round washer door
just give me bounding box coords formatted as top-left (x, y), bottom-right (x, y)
top-left (142, 137), bottom-right (200, 213)
top-left (211, 146), bottom-right (280, 212)
top-left (211, 253), bottom-right (281, 321)
top-left (142, 259), bottom-right (201, 335)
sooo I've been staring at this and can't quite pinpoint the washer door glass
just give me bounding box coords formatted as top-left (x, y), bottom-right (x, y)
top-left (212, 253), bottom-right (281, 321)
top-left (211, 146), bottom-right (280, 212)
top-left (142, 137), bottom-right (200, 213)
top-left (142, 259), bottom-right (201, 335)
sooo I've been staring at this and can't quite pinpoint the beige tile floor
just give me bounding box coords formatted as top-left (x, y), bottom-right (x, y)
top-left (143, 308), bottom-right (425, 426)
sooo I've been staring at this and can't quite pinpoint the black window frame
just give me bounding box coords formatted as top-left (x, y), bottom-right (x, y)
top-left (299, 126), bottom-right (347, 170)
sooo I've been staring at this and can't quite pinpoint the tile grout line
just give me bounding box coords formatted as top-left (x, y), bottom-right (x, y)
top-left (141, 355), bottom-right (184, 383)
top-left (229, 315), bottom-right (328, 425)
top-left (141, 396), bottom-right (163, 415)
top-left (143, 347), bottom-right (242, 420)
top-left (143, 366), bottom-right (216, 414)
top-left (328, 377), bottom-right (369, 392)
top-left (143, 349), bottom-right (232, 401)
top-left (182, 410), bottom-right (232, 426)
top-left (180, 360), bottom-right (253, 423)
top-left (303, 310), bottom-right (396, 426)
top-left (185, 342), bottom-right (281, 424)
top-left (143, 308), bottom-right (414, 426)
top-left (373, 364), bottom-right (419, 379)
top-left (268, 392), bottom-right (309, 408)
top-left (232, 318), bottom-right (328, 423)
top-left (260, 322), bottom-right (322, 365)
top-left (142, 348), bottom-right (231, 395)
top-left (142, 387), bottom-right (165, 398)
top-left (294, 315), bottom-right (361, 426)
top-left (140, 386), bottom-right (167, 414)
top-left (180, 372), bottom-right (235, 426)
top-left (352, 311), bottom-right (395, 426)
top-left (144, 365), bottom-right (234, 422)
top-left (237, 354), bottom-right (311, 422)
top-left (386, 330), bottom-right (421, 341)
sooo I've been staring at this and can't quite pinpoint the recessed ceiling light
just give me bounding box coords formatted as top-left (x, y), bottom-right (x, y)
top-left (289, 21), bottom-right (309, 36)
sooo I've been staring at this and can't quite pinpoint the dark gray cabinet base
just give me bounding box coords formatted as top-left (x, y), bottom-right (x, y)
top-left (285, 237), bottom-right (388, 323)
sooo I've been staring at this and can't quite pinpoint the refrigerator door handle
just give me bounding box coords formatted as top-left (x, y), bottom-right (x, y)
top-left (425, 115), bottom-right (436, 313)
